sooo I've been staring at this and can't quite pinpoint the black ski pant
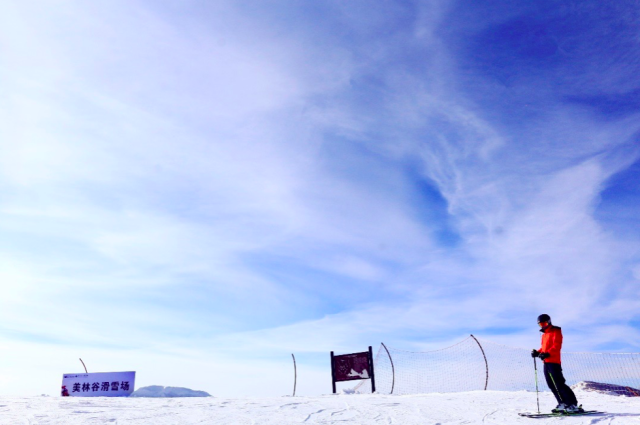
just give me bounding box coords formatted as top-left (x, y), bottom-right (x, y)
top-left (543, 362), bottom-right (578, 406)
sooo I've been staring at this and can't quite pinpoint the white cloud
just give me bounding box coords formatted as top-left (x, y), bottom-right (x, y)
top-left (1, 0), bottom-right (640, 398)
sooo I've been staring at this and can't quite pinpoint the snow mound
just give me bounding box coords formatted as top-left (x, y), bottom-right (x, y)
top-left (572, 381), bottom-right (640, 397)
top-left (130, 385), bottom-right (211, 398)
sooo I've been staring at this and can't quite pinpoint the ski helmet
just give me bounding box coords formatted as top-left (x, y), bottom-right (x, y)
top-left (537, 314), bottom-right (551, 324)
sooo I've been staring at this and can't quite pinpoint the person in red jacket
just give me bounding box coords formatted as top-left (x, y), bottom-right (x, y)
top-left (531, 314), bottom-right (582, 413)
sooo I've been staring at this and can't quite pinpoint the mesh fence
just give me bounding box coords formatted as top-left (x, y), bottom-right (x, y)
top-left (353, 336), bottom-right (640, 396)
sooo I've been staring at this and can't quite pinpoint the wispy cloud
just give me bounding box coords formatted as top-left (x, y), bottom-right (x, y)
top-left (1, 0), bottom-right (639, 396)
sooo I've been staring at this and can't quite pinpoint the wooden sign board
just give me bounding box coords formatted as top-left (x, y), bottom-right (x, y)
top-left (330, 346), bottom-right (375, 393)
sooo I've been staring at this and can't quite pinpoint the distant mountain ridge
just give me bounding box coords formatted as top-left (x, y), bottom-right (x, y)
top-left (572, 381), bottom-right (640, 397)
top-left (131, 385), bottom-right (211, 398)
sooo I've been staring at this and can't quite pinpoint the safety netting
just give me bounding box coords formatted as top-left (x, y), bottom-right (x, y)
top-left (353, 336), bottom-right (640, 396)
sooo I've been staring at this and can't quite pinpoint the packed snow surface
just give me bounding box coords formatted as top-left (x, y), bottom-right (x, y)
top-left (1, 389), bottom-right (639, 424)
top-left (130, 385), bottom-right (211, 398)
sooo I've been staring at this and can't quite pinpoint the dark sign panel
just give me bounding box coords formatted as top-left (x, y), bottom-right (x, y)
top-left (333, 352), bottom-right (371, 382)
top-left (330, 346), bottom-right (375, 393)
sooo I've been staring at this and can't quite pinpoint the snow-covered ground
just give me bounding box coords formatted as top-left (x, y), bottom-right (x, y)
top-left (1, 390), bottom-right (639, 424)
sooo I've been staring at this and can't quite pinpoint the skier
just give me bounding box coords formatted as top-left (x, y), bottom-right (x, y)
top-left (531, 314), bottom-right (583, 414)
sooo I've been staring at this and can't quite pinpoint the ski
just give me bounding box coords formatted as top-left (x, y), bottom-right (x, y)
top-left (519, 410), bottom-right (602, 418)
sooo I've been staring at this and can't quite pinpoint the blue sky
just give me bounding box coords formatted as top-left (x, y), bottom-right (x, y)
top-left (1, 0), bottom-right (639, 396)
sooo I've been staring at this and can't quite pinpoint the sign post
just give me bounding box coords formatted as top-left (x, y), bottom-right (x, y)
top-left (368, 345), bottom-right (376, 393)
top-left (330, 346), bottom-right (375, 393)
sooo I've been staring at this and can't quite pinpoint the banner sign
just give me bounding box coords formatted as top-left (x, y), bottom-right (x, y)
top-left (61, 371), bottom-right (136, 397)
top-left (330, 346), bottom-right (375, 393)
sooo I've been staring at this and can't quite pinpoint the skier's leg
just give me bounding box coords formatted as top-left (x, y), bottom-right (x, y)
top-left (561, 384), bottom-right (578, 406)
top-left (551, 365), bottom-right (578, 406)
top-left (543, 363), bottom-right (563, 405)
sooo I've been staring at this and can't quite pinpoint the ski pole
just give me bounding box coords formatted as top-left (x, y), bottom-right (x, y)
top-left (533, 357), bottom-right (540, 414)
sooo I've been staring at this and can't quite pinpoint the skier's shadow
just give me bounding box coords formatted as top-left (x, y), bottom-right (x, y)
top-left (597, 413), bottom-right (640, 421)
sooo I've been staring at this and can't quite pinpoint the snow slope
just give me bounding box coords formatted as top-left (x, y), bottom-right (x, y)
top-left (1, 390), bottom-right (639, 424)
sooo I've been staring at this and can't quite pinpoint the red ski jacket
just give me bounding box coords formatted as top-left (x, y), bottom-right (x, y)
top-left (539, 325), bottom-right (562, 364)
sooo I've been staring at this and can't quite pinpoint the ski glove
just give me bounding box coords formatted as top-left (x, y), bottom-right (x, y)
top-left (538, 352), bottom-right (550, 360)
top-left (531, 349), bottom-right (540, 358)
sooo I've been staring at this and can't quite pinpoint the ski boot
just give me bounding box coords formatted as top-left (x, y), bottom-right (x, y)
top-left (551, 403), bottom-right (567, 413)
top-left (565, 405), bottom-right (585, 414)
